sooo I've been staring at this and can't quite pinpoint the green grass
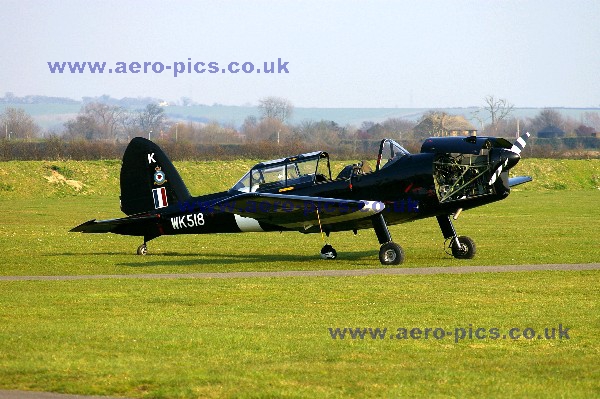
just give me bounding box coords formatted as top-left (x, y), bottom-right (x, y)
top-left (0, 190), bottom-right (598, 276)
top-left (0, 159), bottom-right (598, 398)
top-left (0, 158), bottom-right (599, 200)
top-left (0, 273), bottom-right (598, 398)
top-left (0, 158), bottom-right (597, 275)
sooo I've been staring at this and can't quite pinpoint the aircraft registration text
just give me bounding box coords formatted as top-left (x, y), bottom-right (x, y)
top-left (171, 213), bottom-right (205, 230)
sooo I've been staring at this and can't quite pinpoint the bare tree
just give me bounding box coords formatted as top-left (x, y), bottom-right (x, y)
top-left (258, 96), bottom-right (294, 123)
top-left (475, 95), bottom-right (514, 135)
top-left (82, 102), bottom-right (126, 141)
top-left (0, 107), bottom-right (40, 140)
top-left (293, 120), bottom-right (341, 146)
top-left (582, 111), bottom-right (600, 131)
top-left (137, 104), bottom-right (166, 138)
top-left (64, 114), bottom-right (101, 140)
top-left (381, 117), bottom-right (416, 140)
top-left (529, 108), bottom-right (565, 133)
top-left (244, 117), bottom-right (290, 143)
top-left (575, 124), bottom-right (596, 137)
top-left (63, 102), bottom-right (126, 141)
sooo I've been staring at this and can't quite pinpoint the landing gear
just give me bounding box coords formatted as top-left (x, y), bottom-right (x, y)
top-left (437, 215), bottom-right (476, 260)
top-left (136, 235), bottom-right (159, 256)
top-left (372, 213), bottom-right (404, 266)
top-left (379, 242), bottom-right (404, 265)
top-left (320, 244), bottom-right (337, 259)
top-left (136, 243), bottom-right (148, 256)
top-left (450, 236), bottom-right (476, 259)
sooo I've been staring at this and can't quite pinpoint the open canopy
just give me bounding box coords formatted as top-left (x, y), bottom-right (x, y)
top-left (231, 139), bottom-right (412, 193)
top-left (231, 151), bottom-right (332, 192)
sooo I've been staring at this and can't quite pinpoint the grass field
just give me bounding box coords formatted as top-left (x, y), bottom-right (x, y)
top-left (0, 159), bottom-right (599, 398)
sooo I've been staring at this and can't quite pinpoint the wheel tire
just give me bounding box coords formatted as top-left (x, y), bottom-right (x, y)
top-left (379, 242), bottom-right (404, 266)
top-left (137, 244), bottom-right (148, 256)
top-left (320, 244), bottom-right (337, 260)
top-left (451, 236), bottom-right (476, 259)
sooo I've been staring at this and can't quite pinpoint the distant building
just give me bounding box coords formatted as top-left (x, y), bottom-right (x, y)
top-left (537, 125), bottom-right (566, 138)
top-left (444, 115), bottom-right (477, 136)
top-left (413, 114), bottom-right (477, 137)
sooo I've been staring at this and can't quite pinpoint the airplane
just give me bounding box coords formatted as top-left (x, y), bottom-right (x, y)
top-left (71, 132), bottom-right (532, 265)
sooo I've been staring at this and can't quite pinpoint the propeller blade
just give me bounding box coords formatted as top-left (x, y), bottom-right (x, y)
top-left (510, 132), bottom-right (531, 155)
top-left (489, 159), bottom-right (508, 185)
top-left (489, 132), bottom-right (531, 185)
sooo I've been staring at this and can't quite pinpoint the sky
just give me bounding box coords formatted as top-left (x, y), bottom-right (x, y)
top-left (1, 0), bottom-right (599, 108)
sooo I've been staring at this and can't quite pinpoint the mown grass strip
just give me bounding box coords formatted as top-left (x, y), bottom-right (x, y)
top-left (0, 190), bottom-right (598, 276)
top-left (0, 271), bottom-right (598, 398)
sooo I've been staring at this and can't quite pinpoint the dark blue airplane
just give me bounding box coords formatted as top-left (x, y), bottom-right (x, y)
top-left (71, 133), bottom-right (531, 265)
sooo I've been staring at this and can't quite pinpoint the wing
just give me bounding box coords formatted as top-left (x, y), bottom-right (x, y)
top-left (70, 213), bottom-right (161, 236)
top-left (213, 192), bottom-right (384, 230)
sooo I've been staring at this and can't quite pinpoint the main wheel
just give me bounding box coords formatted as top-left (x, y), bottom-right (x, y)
top-left (137, 244), bottom-right (148, 256)
top-left (320, 244), bottom-right (337, 259)
top-left (451, 236), bottom-right (476, 259)
top-left (379, 242), bottom-right (404, 266)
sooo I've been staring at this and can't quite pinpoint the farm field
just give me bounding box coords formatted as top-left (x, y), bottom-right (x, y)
top-left (0, 159), bottom-right (598, 398)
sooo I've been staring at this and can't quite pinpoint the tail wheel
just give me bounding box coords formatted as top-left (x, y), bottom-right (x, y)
top-left (379, 242), bottom-right (404, 266)
top-left (451, 236), bottom-right (476, 259)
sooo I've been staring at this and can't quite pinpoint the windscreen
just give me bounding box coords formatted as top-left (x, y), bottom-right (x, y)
top-left (377, 139), bottom-right (410, 170)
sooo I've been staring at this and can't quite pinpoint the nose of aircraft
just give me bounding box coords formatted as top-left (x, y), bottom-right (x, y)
top-left (504, 147), bottom-right (522, 170)
top-left (489, 132), bottom-right (530, 185)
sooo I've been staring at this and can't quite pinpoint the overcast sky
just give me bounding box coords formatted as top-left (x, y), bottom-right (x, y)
top-left (1, 0), bottom-right (599, 108)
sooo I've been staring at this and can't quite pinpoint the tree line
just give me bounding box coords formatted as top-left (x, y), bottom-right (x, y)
top-left (1, 95), bottom-right (599, 161)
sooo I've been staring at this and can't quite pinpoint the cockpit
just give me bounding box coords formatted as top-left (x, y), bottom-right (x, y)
top-left (231, 151), bottom-right (332, 192)
top-left (230, 139), bottom-right (411, 192)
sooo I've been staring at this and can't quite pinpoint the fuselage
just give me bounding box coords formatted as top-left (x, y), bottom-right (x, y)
top-left (154, 151), bottom-right (510, 237)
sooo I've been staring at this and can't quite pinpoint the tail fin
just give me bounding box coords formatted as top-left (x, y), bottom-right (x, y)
top-left (120, 137), bottom-right (191, 215)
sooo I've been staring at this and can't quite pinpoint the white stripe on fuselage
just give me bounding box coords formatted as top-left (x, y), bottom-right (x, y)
top-left (234, 214), bottom-right (264, 232)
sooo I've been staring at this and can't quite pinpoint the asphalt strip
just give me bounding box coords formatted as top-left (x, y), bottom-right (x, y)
top-left (0, 391), bottom-right (127, 399)
top-left (0, 263), bottom-right (598, 281)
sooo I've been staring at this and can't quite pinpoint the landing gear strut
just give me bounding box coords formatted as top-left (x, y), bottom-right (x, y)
top-left (437, 215), bottom-right (476, 259)
top-left (372, 213), bottom-right (405, 266)
top-left (136, 235), bottom-right (157, 256)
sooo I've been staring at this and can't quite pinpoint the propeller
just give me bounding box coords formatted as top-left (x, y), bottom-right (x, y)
top-left (489, 132), bottom-right (530, 185)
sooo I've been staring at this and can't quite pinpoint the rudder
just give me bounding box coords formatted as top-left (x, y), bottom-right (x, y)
top-left (120, 137), bottom-right (191, 215)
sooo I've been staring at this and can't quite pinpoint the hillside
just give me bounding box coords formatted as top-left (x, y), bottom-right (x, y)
top-left (0, 159), bottom-right (598, 200)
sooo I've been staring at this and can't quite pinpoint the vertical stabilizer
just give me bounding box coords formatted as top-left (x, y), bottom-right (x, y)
top-left (120, 137), bottom-right (191, 215)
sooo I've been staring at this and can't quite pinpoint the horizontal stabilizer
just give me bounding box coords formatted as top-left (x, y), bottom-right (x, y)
top-left (508, 176), bottom-right (532, 187)
top-left (70, 214), bottom-right (160, 235)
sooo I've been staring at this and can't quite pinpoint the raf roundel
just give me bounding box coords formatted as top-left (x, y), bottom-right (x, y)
top-left (154, 167), bottom-right (167, 185)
